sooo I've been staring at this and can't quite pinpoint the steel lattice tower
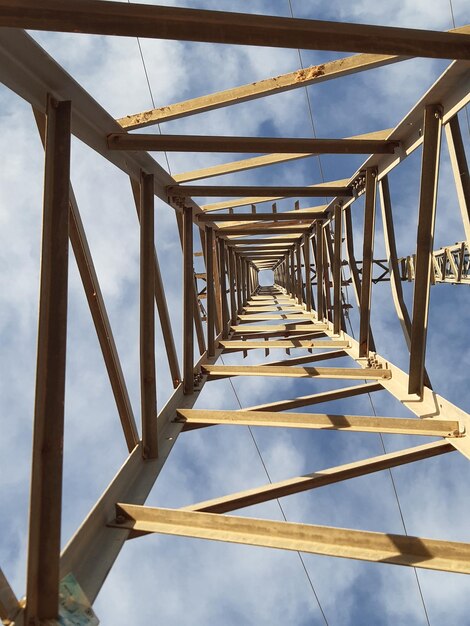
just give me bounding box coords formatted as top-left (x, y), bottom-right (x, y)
top-left (0, 3), bottom-right (469, 624)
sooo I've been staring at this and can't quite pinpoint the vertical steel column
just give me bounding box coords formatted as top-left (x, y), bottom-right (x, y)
top-left (379, 177), bottom-right (432, 389)
top-left (333, 205), bottom-right (342, 334)
top-left (219, 237), bottom-right (229, 338)
top-left (183, 205), bottom-right (194, 394)
top-left (316, 221), bottom-right (324, 320)
top-left (284, 255), bottom-right (290, 294)
top-left (303, 233), bottom-right (312, 311)
top-left (212, 237), bottom-right (223, 335)
top-left (206, 227), bottom-right (215, 357)
top-left (359, 168), bottom-right (377, 357)
top-left (409, 105), bottom-right (442, 395)
top-left (242, 259), bottom-right (248, 306)
top-left (228, 247), bottom-right (237, 324)
top-left (290, 248), bottom-right (295, 299)
top-left (140, 171), bottom-right (158, 459)
top-left (236, 252), bottom-right (243, 313)
top-left (323, 224), bottom-right (334, 323)
top-left (26, 96), bottom-right (71, 622)
top-left (296, 242), bottom-right (303, 305)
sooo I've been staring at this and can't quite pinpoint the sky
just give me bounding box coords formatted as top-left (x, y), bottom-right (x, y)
top-left (0, 1), bottom-right (470, 625)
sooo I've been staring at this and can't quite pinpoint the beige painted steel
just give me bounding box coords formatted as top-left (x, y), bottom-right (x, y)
top-left (130, 179), bottom-right (181, 388)
top-left (202, 183), bottom-right (347, 211)
top-left (26, 97), bottom-right (71, 623)
top-left (176, 409), bottom-right (460, 436)
top-left (219, 339), bottom-right (349, 349)
top-left (34, 109), bottom-right (140, 451)
top-left (202, 364), bottom-right (391, 379)
top-left (4, 2), bottom-right (470, 58)
top-left (173, 130), bottom-right (393, 182)
top-left (112, 504), bottom-right (470, 574)
top-left (1, 8), bottom-right (469, 623)
top-left (140, 172), bottom-right (158, 459)
top-left (408, 105), bottom-right (442, 395)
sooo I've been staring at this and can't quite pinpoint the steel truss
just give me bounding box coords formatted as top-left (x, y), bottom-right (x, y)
top-left (0, 3), bottom-right (469, 624)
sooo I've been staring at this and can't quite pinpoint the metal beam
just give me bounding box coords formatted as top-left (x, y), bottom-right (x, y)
top-left (3, 1), bottom-right (470, 59)
top-left (409, 105), bottom-right (442, 395)
top-left (34, 108), bottom-right (140, 451)
top-left (203, 193), bottom-right (334, 212)
top-left (26, 96), bottom-right (71, 623)
top-left (219, 339), bottom-right (347, 350)
top-left (205, 227), bottom-right (215, 356)
top-left (118, 49), bottom-right (404, 129)
top-left (230, 323), bottom-right (327, 333)
top-left (378, 176), bottom-right (433, 388)
top-left (183, 205), bottom-right (194, 394)
top-left (359, 168), bottom-right (377, 356)
top-left (198, 210), bottom-right (324, 222)
top-left (177, 410), bottom-right (460, 437)
top-left (112, 504), bottom-right (470, 574)
top-left (202, 364), bottom-right (391, 380)
top-left (140, 172), bottom-right (158, 459)
top-left (171, 185), bottom-right (352, 199)
top-left (130, 178), bottom-right (182, 389)
top-left (221, 222), bottom-right (313, 232)
top-left (108, 133), bottom-right (398, 154)
top-left (333, 205), bottom-right (342, 333)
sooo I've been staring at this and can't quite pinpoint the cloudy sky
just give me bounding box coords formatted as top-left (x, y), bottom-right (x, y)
top-left (0, 1), bottom-right (469, 624)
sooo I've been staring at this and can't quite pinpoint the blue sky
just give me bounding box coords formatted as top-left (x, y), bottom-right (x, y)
top-left (0, 1), bottom-right (469, 624)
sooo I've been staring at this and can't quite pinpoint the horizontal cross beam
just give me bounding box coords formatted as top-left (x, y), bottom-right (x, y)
top-left (112, 504), bottom-right (470, 573)
top-left (202, 364), bottom-right (391, 380)
top-left (4, 1), bottom-right (470, 59)
top-left (230, 323), bottom-right (327, 333)
top-left (176, 409), bottom-right (461, 437)
top-left (221, 227), bottom-right (312, 235)
top-left (198, 210), bottom-right (324, 222)
top-left (227, 238), bottom-right (302, 245)
top-left (174, 130), bottom-right (393, 182)
top-left (107, 134), bottom-right (398, 154)
top-left (219, 339), bottom-right (348, 349)
top-left (169, 185), bottom-right (352, 198)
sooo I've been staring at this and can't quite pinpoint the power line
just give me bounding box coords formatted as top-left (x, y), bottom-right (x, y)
top-left (220, 353), bottom-right (330, 626)
top-left (287, 0), bottom-right (327, 188)
top-left (133, 24), bottom-right (329, 618)
top-left (285, 3), bottom-right (428, 620)
top-left (128, 0), bottom-right (172, 175)
top-left (285, 1), bottom-right (432, 621)
top-left (131, 2), bottom-right (441, 621)
top-left (338, 4), bottom-right (467, 621)
top-left (343, 305), bottom-right (431, 626)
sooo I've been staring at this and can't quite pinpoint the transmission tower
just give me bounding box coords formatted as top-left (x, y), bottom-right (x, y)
top-left (0, 3), bottom-right (469, 625)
